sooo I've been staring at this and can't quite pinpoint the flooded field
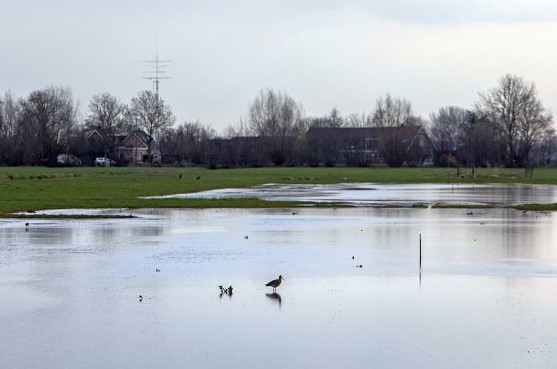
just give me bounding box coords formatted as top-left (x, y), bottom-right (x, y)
top-left (148, 183), bottom-right (557, 207)
top-left (1, 185), bottom-right (557, 368)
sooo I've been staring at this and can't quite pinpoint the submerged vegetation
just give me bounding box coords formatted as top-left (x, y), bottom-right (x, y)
top-left (0, 166), bottom-right (556, 217)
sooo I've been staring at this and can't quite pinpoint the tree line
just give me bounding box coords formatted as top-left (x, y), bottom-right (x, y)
top-left (0, 74), bottom-right (555, 167)
top-left (0, 88), bottom-right (175, 165)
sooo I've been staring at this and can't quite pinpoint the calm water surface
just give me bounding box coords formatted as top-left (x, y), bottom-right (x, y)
top-left (150, 183), bottom-right (557, 207)
top-left (1, 187), bottom-right (557, 368)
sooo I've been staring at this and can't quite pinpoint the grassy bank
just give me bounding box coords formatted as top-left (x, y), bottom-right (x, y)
top-left (1, 166), bottom-right (556, 216)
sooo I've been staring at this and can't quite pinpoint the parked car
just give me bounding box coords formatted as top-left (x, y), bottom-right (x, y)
top-left (57, 154), bottom-right (82, 166)
top-left (95, 157), bottom-right (116, 166)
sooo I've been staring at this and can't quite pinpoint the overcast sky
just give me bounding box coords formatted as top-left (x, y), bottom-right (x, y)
top-left (2, 0), bottom-right (557, 131)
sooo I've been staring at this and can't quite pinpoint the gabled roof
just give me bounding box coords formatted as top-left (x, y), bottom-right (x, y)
top-left (85, 129), bottom-right (103, 139)
top-left (116, 130), bottom-right (151, 149)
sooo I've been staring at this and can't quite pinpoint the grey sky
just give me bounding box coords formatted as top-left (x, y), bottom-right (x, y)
top-left (2, 0), bottom-right (557, 132)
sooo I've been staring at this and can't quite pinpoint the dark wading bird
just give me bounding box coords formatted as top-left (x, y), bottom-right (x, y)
top-left (266, 275), bottom-right (284, 292)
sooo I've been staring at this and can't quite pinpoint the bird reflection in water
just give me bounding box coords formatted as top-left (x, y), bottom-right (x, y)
top-left (266, 292), bottom-right (282, 307)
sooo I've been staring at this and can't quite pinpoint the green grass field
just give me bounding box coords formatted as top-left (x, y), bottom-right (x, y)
top-left (1, 166), bottom-right (556, 216)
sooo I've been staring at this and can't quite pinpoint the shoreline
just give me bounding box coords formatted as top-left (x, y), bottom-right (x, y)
top-left (1, 167), bottom-right (556, 217)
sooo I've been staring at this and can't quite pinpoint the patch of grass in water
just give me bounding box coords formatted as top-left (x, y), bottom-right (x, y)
top-left (9, 213), bottom-right (137, 220)
top-left (512, 203), bottom-right (557, 211)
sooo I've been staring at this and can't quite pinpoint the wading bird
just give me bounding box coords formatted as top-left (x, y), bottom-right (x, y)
top-left (266, 275), bottom-right (284, 292)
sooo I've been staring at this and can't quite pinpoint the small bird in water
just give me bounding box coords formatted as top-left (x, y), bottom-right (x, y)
top-left (139, 295), bottom-right (143, 302)
top-left (266, 275), bottom-right (284, 292)
top-left (219, 285), bottom-right (225, 293)
top-left (356, 264), bottom-right (363, 268)
top-left (227, 286), bottom-right (233, 295)
top-left (25, 222), bottom-right (29, 230)
top-left (244, 235), bottom-right (249, 239)
top-left (155, 268), bottom-right (160, 272)
top-left (352, 256), bottom-right (354, 260)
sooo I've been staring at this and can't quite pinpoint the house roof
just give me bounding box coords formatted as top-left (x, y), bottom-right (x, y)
top-left (85, 129), bottom-right (103, 139)
top-left (306, 125), bottom-right (424, 140)
top-left (116, 130), bottom-right (151, 149)
top-left (306, 126), bottom-right (429, 153)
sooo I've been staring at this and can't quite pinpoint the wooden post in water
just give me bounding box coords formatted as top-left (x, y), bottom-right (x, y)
top-left (419, 233), bottom-right (422, 269)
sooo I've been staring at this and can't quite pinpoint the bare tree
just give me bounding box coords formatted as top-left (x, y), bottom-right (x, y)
top-left (223, 116), bottom-right (253, 138)
top-left (328, 107), bottom-right (344, 127)
top-left (248, 89), bottom-right (304, 165)
top-left (529, 126), bottom-right (556, 165)
top-left (308, 107), bottom-right (345, 128)
top-left (477, 74), bottom-right (553, 167)
top-left (249, 89), bottom-right (304, 136)
top-left (0, 91), bottom-right (21, 164)
top-left (347, 112), bottom-right (371, 127)
top-left (372, 94), bottom-right (416, 128)
top-left (372, 94), bottom-right (421, 166)
top-left (429, 106), bottom-right (468, 166)
top-left (0, 94), bottom-right (7, 163)
top-left (178, 121), bottom-right (214, 164)
top-left (18, 86), bottom-right (78, 164)
top-left (455, 111), bottom-right (504, 168)
top-left (128, 90), bottom-right (175, 163)
top-left (85, 92), bottom-right (126, 156)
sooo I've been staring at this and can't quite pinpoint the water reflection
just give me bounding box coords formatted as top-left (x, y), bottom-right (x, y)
top-left (147, 183), bottom-right (557, 207)
top-left (419, 268), bottom-right (422, 288)
top-left (0, 206), bottom-right (556, 369)
top-left (266, 292), bottom-right (282, 307)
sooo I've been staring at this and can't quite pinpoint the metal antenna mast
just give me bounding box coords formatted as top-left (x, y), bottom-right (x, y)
top-left (143, 33), bottom-right (171, 97)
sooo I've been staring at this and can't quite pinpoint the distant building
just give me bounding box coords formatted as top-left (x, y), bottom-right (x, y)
top-left (85, 129), bottom-right (107, 159)
top-left (205, 136), bottom-right (300, 167)
top-left (306, 125), bottom-right (433, 167)
top-left (85, 129), bottom-right (160, 165)
top-left (113, 130), bottom-right (161, 165)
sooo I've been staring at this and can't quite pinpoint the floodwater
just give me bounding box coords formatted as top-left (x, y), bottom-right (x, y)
top-left (148, 183), bottom-right (557, 207)
top-left (1, 186), bottom-right (557, 368)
